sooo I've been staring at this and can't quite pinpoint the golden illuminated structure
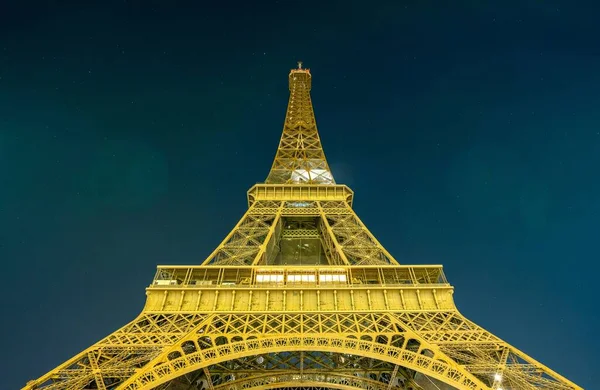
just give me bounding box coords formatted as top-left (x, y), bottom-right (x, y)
top-left (24, 63), bottom-right (582, 390)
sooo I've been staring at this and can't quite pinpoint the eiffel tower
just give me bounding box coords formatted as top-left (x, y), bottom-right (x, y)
top-left (24, 63), bottom-right (582, 390)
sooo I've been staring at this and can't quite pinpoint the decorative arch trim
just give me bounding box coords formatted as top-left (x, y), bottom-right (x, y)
top-left (213, 371), bottom-right (391, 390)
top-left (120, 335), bottom-right (487, 390)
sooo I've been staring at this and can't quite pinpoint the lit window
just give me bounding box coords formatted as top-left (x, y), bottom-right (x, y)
top-left (319, 274), bottom-right (347, 283)
top-left (256, 274), bottom-right (283, 283)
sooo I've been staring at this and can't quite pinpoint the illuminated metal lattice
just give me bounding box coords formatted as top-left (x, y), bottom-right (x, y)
top-left (23, 63), bottom-right (582, 390)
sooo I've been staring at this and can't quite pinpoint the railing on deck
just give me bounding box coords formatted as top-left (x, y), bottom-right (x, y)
top-left (150, 265), bottom-right (449, 289)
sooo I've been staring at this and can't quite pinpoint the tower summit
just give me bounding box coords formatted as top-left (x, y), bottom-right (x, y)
top-left (23, 65), bottom-right (582, 390)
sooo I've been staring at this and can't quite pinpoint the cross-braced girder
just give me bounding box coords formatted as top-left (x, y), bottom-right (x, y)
top-left (202, 200), bottom-right (395, 266)
top-left (108, 313), bottom-right (577, 390)
top-left (22, 64), bottom-right (582, 390)
top-left (24, 314), bottom-right (206, 390)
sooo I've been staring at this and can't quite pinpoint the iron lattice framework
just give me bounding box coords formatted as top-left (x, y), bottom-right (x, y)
top-left (23, 63), bottom-right (582, 390)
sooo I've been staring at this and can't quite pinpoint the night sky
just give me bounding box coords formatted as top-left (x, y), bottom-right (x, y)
top-left (1, 1), bottom-right (598, 389)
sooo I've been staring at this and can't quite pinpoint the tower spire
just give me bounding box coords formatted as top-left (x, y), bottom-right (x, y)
top-left (265, 62), bottom-right (335, 184)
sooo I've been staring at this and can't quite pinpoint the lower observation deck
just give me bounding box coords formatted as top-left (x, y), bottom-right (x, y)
top-left (145, 265), bottom-right (455, 313)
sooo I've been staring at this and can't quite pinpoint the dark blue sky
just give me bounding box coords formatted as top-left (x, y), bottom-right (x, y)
top-left (1, 1), bottom-right (597, 388)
